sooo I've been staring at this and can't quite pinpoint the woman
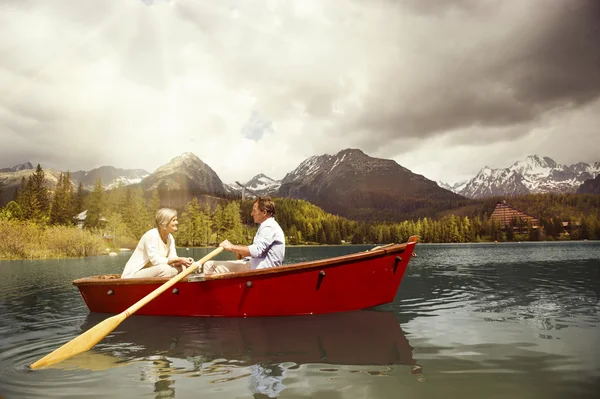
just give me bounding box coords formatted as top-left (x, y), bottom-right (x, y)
top-left (121, 208), bottom-right (194, 278)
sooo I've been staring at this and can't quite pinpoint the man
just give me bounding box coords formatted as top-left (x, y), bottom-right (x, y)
top-left (203, 196), bottom-right (285, 274)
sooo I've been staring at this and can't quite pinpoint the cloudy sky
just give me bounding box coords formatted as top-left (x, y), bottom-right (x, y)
top-left (1, 0), bottom-right (599, 185)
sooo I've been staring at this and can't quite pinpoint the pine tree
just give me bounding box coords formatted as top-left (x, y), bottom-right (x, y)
top-left (203, 203), bottom-right (214, 245)
top-left (74, 182), bottom-right (85, 215)
top-left (49, 173), bottom-right (66, 225)
top-left (121, 186), bottom-right (150, 238)
top-left (180, 197), bottom-right (202, 246)
top-left (148, 190), bottom-right (161, 216)
top-left (30, 164), bottom-right (50, 220)
top-left (223, 202), bottom-right (244, 244)
top-left (85, 178), bottom-right (105, 229)
top-left (64, 171), bottom-right (75, 225)
top-left (15, 177), bottom-right (31, 219)
top-left (213, 204), bottom-right (227, 243)
top-left (49, 172), bottom-right (75, 225)
top-left (106, 182), bottom-right (126, 214)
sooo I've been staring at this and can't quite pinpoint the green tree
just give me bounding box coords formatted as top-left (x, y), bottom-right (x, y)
top-left (0, 201), bottom-right (22, 220)
top-left (30, 164), bottom-right (50, 219)
top-left (213, 204), bottom-right (226, 243)
top-left (147, 189), bottom-right (161, 223)
top-left (578, 216), bottom-right (594, 240)
top-left (15, 177), bottom-right (33, 219)
top-left (222, 201), bottom-right (245, 244)
top-left (49, 172), bottom-right (75, 225)
top-left (104, 211), bottom-right (132, 249)
top-left (74, 182), bottom-right (85, 215)
top-left (106, 182), bottom-right (126, 214)
top-left (84, 178), bottom-right (106, 229)
top-left (179, 197), bottom-right (202, 247)
top-left (122, 186), bottom-right (150, 238)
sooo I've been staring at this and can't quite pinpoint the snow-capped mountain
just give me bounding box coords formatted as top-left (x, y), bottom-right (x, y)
top-left (223, 182), bottom-right (240, 196)
top-left (141, 152), bottom-right (227, 195)
top-left (0, 162), bottom-right (33, 173)
top-left (277, 148), bottom-right (462, 221)
top-left (0, 166), bottom-right (68, 206)
top-left (442, 155), bottom-right (600, 198)
top-left (0, 162), bottom-right (150, 205)
top-left (224, 174), bottom-right (281, 198)
top-left (241, 174), bottom-right (281, 197)
top-left (577, 174), bottom-right (600, 194)
top-left (70, 166), bottom-right (149, 191)
top-left (245, 174), bottom-right (281, 195)
top-left (437, 180), bottom-right (468, 193)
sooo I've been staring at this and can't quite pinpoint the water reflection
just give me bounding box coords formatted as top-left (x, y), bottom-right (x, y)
top-left (68, 310), bottom-right (422, 397)
top-left (1, 242), bottom-right (599, 398)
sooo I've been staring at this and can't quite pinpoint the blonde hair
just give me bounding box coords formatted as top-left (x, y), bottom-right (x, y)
top-left (155, 208), bottom-right (177, 230)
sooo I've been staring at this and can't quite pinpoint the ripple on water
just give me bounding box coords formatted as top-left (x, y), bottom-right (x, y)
top-left (1, 242), bottom-right (599, 398)
top-left (0, 337), bottom-right (120, 399)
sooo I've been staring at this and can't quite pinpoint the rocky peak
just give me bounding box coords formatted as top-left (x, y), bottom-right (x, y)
top-left (278, 149), bottom-right (461, 221)
top-left (142, 152), bottom-right (226, 194)
top-left (282, 148), bottom-right (413, 186)
top-left (441, 155), bottom-right (600, 198)
top-left (70, 166), bottom-right (149, 190)
top-left (0, 162), bottom-right (34, 173)
top-left (577, 174), bottom-right (600, 194)
top-left (157, 152), bottom-right (205, 171)
top-left (511, 155), bottom-right (558, 178)
top-left (242, 173), bottom-right (281, 197)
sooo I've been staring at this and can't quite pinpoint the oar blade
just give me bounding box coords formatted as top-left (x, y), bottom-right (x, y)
top-left (30, 313), bottom-right (125, 370)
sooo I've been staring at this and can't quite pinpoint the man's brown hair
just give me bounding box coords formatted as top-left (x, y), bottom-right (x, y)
top-left (255, 196), bottom-right (275, 216)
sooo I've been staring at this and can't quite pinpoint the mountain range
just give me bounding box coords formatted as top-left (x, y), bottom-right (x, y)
top-left (277, 149), bottom-right (462, 220)
top-left (226, 174), bottom-right (281, 198)
top-left (71, 166), bottom-right (149, 190)
top-left (438, 155), bottom-right (600, 198)
top-left (577, 174), bottom-right (600, 194)
top-left (1, 152), bottom-right (598, 220)
top-left (0, 162), bottom-right (34, 173)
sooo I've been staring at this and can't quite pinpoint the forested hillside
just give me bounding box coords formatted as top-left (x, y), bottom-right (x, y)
top-left (1, 165), bottom-right (599, 260)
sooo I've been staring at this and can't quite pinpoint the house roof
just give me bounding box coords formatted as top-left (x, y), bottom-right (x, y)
top-left (73, 210), bottom-right (108, 222)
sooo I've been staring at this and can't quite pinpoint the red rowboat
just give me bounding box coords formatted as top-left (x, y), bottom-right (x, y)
top-left (73, 236), bottom-right (418, 317)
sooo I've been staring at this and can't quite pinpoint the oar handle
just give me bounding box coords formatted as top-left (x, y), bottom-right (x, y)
top-left (123, 246), bottom-right (223, 317)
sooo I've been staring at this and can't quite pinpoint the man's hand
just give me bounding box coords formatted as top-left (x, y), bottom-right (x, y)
top-left (219, 240), bottom-right (234, 251)
top-left (219, 240), bottom-right (251, 258)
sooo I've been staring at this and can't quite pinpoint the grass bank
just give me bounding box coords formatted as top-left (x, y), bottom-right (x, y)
top-left (0, 221), bottom-right (109, 259)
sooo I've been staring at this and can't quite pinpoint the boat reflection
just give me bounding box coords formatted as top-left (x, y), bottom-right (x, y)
top-left (80, 310), bottom-right (419, 368)
top-left (62, 311), bottom-right (423, 397)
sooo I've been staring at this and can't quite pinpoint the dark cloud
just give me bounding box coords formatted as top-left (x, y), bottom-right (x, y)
top-left (396, 0), bottom-right (486, 16)
top-left (337, 0), bottom-right (600, 150)
top-left (505, 1), bottom-right (600, 106)
top-left (1, 0), bottom-right (598, 183)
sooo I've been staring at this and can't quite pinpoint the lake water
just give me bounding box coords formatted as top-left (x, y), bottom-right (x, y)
top-left (0, 242), bottom-right (599, 398)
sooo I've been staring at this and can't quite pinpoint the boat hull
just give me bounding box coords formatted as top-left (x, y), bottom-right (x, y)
top-left (73, 237), bottom-right (417, 317)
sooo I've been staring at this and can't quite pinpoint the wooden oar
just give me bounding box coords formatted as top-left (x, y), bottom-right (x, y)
top-left (29, 246), bottom-right (224, 370)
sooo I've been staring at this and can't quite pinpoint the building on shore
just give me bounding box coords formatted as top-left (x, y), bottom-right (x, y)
top-left (490, 200), bottom-right (540, 233)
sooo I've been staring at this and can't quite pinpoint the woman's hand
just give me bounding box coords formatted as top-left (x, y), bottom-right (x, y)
top-left (169, 257), bottom-right (194, 267)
